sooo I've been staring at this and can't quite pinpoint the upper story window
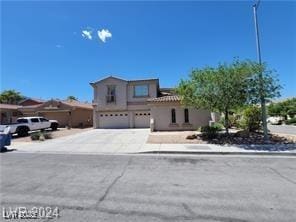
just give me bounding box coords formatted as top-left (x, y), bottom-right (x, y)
top-left (134, 84), bottom-right (149, 97)
top-left (106, 85), bottom-right (116, 103)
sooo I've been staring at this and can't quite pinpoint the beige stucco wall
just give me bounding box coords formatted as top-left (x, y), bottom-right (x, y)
top-left (41, 112), bottom-right (70, 127)
top-left (41, 109), bottom-right (92, 128)
top-left (71, 108), bottom-right (93, 127)
top-left (91, 77), bottom-right (159, 128)
top-left (150, 103), bottom-right (211, 131)
top-left (127, 80), bottom-right (158, 102)
top-left (93, 78), bottom-right (128, 111)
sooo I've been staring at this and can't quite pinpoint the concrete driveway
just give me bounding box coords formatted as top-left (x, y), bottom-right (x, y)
top-left (10, 129), bottom-right (150, 154)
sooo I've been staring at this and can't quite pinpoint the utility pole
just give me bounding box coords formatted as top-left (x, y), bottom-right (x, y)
top-left (253, 0), bottom-right (269, 141)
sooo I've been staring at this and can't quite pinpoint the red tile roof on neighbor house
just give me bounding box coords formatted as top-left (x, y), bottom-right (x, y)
top-left (0, 103), bottom-right (21, 110)
top-left (147, 95), bottom-right (181, 103)
top-left (17, 100), bottom-right (93, 111)
top-left (61, 100), bottom-right (93, 110)
top-left (19, 98), bottom-right (45, 103)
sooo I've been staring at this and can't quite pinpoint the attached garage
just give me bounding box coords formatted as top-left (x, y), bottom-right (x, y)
top-left (134, 112), bottom-right (150, 128)
top-left (98, 112), bottom-right (129, 129)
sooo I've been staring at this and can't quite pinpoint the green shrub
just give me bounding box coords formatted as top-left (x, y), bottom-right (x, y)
top-left (43, 132), bottom-right (53, 139)
top-left (200, 125), bottom-right (221, 139)
top-left (219, 115), bottom-right (240, 128)
top-left (211, 122), bottom-right (224, 131)
top-left (286, 117), bottom-right (296, 125)
top-left (30, 132), bottom-right (53, 141)
top-left (30, 132), bottom-right (41, 140)
top-left (239, 106), bottom-right (262, 132)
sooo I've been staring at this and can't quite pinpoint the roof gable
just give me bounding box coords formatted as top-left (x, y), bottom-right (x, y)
top-left (90, 75), bottom-right (127, 86)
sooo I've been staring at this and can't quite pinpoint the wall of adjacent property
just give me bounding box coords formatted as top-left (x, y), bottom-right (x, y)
top-left (71, 108), bottom-right (93, 128)
top-left (40, 112), bottom-right (70, 127)
top-left (150, 103), bottom-right (211, 131)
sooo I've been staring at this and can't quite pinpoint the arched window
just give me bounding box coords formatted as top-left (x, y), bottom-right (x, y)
top-left (171, 109), bottom-right (176, 123)
top-left (184, 108), bottom-right (189, 123)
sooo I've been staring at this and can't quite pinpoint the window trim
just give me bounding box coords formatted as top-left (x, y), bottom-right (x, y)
top-left (133, 84), bottom-right (149, 98)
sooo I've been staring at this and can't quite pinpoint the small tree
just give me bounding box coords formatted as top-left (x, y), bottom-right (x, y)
top-left (176, 59), bottom-right (281, 135)
top-left (67, 96), bottom-right (78, 101)
top-left (0, 90), bottom-right (25, 104)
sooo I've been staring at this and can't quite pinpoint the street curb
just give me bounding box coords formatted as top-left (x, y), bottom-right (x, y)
top-left (136, 151), bottom-right (296, 156)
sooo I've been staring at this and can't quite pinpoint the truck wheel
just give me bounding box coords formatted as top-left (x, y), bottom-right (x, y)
top-left (17, 127), bottom-right (29, 137)
top-left (51, 123), bottom-right (58, 131)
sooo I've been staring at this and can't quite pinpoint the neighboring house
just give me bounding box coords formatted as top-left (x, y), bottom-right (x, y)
top-left (0, 104), bottom-right (22, 124)
top-left (90, 76), bottom-right (212, 131)
top-left (18, 99), bottom-right (93, 128)
top-left (19, 98), bottom-right (45, 106)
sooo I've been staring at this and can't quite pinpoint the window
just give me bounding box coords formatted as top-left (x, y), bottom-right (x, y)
top-left (31, 118), bottom-right (39, 123)
top-left (17, 119), bottom-right (28, 123)
top-left (134, 85), bottom-right (148, 97)
top-left (184, 109), bottom-right (189, 123)
top-left (171, 109), bottom-right (176, 123)
top-left (40, 118), bottom-right (49, 122)
top-left (106, 85), bottom-right (116, 103)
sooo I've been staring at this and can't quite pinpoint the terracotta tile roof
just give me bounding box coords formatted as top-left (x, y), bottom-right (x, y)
top-left (18, 104), bottom-right (43, 110)
top-left (19, 98), bottom-right (45, 104)
top-left (147, 95), bottom-right (181, 103)
top-left (61, 100), bottom-right (93, 110)
top-left (0, 103), bottom-right (21, 110)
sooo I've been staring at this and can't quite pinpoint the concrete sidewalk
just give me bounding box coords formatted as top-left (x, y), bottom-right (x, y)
top-left (7, 141), bottom-right (296, 156)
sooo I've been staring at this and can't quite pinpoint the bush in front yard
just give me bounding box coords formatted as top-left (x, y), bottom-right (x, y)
top-left (239, 106), bottom-right (262, 132)
top-left (286, 117), bottom-right (296, 125)
top-left (43, 132), bottom-right (53, 139)
top-left (30, 132), bottom-right (41, 140)
top-left (30, 132), bottom-right (53, 141)
top-left (200, 125), bottom-right (221, 139)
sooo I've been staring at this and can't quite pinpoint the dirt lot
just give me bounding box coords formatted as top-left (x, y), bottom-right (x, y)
top-left (12, 127), bottom-right (92, 142)
top-left (147, 131), bottom-right (206, 144)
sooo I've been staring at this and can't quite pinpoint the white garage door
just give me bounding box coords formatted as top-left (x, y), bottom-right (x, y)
top-left (98, 112), bottom-right (129, 128)
top-left (134, 112), bottom-right (150, 128)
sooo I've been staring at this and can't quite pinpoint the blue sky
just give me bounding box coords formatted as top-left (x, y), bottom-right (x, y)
top-left (1, 1), bottom-right (295, 102)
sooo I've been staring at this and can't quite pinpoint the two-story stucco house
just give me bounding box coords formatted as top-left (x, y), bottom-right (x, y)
top-left (90, 76), bottom-right (212, 131)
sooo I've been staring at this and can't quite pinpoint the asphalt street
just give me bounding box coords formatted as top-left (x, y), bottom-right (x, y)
top-left (1, 153), bottom-right (296, 222)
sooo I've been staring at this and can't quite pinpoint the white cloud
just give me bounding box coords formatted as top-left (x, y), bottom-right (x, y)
top-left (82, 30), bottom-right (92, 40)
top-left (98, 29), bottom-right (112, 43)
top-left (55, 44), bottom-right (63, 48)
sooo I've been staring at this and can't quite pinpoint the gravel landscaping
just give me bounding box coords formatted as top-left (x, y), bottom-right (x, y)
top-left (148, 130), bottom-right (296, 146)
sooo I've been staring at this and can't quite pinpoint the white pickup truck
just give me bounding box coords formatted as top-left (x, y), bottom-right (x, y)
top-left (1, 117), bottom-right (59, 137)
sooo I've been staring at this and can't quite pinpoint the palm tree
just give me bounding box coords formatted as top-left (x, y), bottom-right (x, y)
top-left (67, 96), bottom-right (78, 101)
top-left (0, 90), bottom-right (24, 104)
